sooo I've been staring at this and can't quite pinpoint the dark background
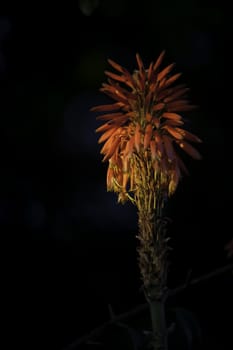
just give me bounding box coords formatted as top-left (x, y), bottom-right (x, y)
top-left (1, 1), bottom-right (232, 349)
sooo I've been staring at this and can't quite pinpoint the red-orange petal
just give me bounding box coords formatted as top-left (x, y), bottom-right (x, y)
top-left (177, 129), bottom-right (202, 143)
top-left (178, 141), bottom-right (202, 160)
top-left (136, 53), bottom-right (145, 73)
top-left (164, 88), bottom-right (190, 103)
top-left (124, 135), bottom-right (135, 158)
top-left (152, 103), bottom-right (165, 112)
top-left (134, 124), bottom-right (141, 152)
top-left (163, 125), bottom-right (183, 140)
top-left (153, 50), bottom-right (166, 72)
top-left (146, 113), bottom-right (152, 122)
top-left (106, 166), bottom-right (114, 189)
top-left (167, 104), bottom-right (196, 112)
top-left (101, 83), bottom-right (128, 99)
top-left (157, 63), bottom-right (175, 82)
top-left (147, 62), bottom-right (153, 81)
top-left (95, 123), bottom-right (112, 133)
top-left (162, 73), bottom-right (182, 89)
top-left (122, 172), bottom-right (129, 191)
top-left (162, 119), bottom-right (184, 127)
top-left (91, 102), bottom-right (124, 112)
top-left (107, 59), bottom-right (136, 89)
top-left (100, 136), bottom-right (113, 155)
top-left (163, 135), bottom-right (175, 161)
top-left (98, 127), bottom-right (118, 144)
top-left (96, 112), bottom-right (126, 121)
top-left (107, 59), bottom-right (125, 73)
top-left (103, 137), bottom-right (121, 161)
top-left (150, 140), bottom-right (157, 160)
top-left (166, 100), bottom-right (195, 112)
top-left (153, 117), bottom-right (160, 129)
top-left (162, 112), bottom-right (182, 121)
top-left (154, 132), bottom-right (164, 158)
top-left (144, 124), bottom-right (153, 149)
top-left (104, 71), bottom-right (126, 83)
top-left (100, 131), bottom-right (121, 155)
top-left (100, 87), bottom-right (128, 103)
top-left (157, 84), bottom-right (186, 101)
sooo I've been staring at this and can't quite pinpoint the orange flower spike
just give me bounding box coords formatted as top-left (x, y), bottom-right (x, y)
top-left (92, 51), bottom-right (202, 201)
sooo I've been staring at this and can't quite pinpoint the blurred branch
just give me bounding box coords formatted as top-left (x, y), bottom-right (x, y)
top-left (169, 262), bottom-right (233, 297)
top-left (63, 303), bottom-right (147, 350)
top-left (63, 262), bottom-right (233, 349)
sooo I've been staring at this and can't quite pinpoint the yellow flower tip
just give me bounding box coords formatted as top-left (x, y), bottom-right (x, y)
top-left (168, 181), bottom-right (176, 196)
top-left (118, 191), bottom-right (128, 204)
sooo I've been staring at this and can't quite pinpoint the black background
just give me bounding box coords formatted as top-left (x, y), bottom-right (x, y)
top-left (1, 1), bottom-right (232, 349)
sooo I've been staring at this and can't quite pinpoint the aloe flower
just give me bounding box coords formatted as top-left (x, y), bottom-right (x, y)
top-left (92, 51), bottom-right (202, 205)
top-left (91, 52), bottom-right (202, 350)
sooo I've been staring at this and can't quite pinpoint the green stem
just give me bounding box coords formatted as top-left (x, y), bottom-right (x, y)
top-left (149, 298), bottom-right (168, 350)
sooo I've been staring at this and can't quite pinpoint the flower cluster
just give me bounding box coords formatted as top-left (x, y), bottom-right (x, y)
top-left (91, 52), bottom-right (201, 203)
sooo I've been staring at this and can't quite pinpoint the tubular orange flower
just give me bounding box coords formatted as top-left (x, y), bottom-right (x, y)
top-left (91, 52), bottom-right (202, 203)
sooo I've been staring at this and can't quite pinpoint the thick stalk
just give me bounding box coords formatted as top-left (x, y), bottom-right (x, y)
top-left (134, 156), bottom-right (169, 349)
top-left (137, 209), bottom-right (168, 350)
top-left (149, 298), bottom-right (168, 350)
